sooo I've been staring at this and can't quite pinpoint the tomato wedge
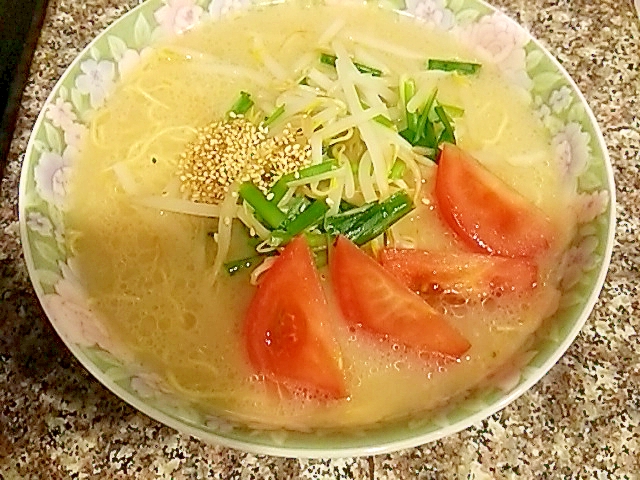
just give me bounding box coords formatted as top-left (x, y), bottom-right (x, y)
top-left (243, 235), bottom-right (346, 399)
top-left (435, 143), bottom-right (555, 257)
top-left (330, 236), bottom-right (470, 358)
top-left (379, 248), bottom-right (538, 300)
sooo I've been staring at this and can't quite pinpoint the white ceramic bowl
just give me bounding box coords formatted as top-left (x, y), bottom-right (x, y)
top-left (19, 0), bottom-right (615, 457)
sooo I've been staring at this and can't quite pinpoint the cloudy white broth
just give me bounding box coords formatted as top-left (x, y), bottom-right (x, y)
top-left (66, 1), bottom-right (576, 430)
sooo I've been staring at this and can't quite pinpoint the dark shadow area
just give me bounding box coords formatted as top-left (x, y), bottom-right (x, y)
top-left (0, 0), bottom-right (49, 180)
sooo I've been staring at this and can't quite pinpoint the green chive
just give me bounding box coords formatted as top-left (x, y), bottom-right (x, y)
top-left (389, 160), bottom-right (405, 180)
top-left (403, 78), bottom-right (418, 132)
top-left (435, 105), bottom-right (456, 144)
top-left (229, 91), bottom-right (254, 115)
top-left (441, 103), bottom-right (465, 118)
top-left (324, 191), bottom-right (414, 246)
top-left (427, 59), bottom-right (481, 75)
top-left (284, 199), bottom-right (329, 236)
top-left (413, 87), bottom-right (438, 145)
top-left (320, 53), bottom-right (383, 76)
top-left (304, 231), bottom-right (329, 250)
top-left (224, 255), bottom-right (265, 276)
top-left (270, 199), bottom-right (330, 246)
top-left (264, 104), bottom-right (285, 126)
top-left (269, 159), bottom-right (339, 205)
top-left (347, 191), bottom-right (414, 245)
top-left (239, 182), bottom-right (286, 229)
top-left (373, 114), bottom-right (395, 129)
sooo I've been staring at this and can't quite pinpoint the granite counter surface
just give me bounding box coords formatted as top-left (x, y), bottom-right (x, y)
top-left (1, 0), bottom-right (639, 478)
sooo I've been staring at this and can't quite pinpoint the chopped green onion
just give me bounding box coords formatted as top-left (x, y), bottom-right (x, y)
top-left (283, 196), bottom-right (311, 222)
top-left (304, 231), bottom-right (329, 250)
top-left (320, 53), bottom-right (383, 77)
top-left (270, 199), bottom-right (330, 245)
top-left (434, 105), bottom-right (455, 144)
top-left (320, 52), bottom-right (336, 66)
top-left (324, 202), bottom-right (376, 237)
top-left (402, 78), bottom-right (418, 132)
top-left (239, 182), bottom-right (286, 229)
top-left (441, 103), bottom-right (465, 118)
top-left (324, 191), bottom-right (414, 246)
top-left (284, 199), bottom-right (329, 237)
top-left (229, 91), bottom-right (254, 115)
top-left (269, 159), bottom-right (339, 204)
top-left (413, 88), bottom-right (438, 145)
top-left (339, 199), bottom-right (358, 212)
top-left (264, 104), bottom-right (285, 126)
top-left (389, 160), bottom-right (405, 180)
top-left (348, 191), bottom-right (414, 245)
top-left (224, 255), bottom-right (265, 276)
top-left (373, 114), bottom-right (395, 129)
top-left (427, 59), bottom-right (481, 75)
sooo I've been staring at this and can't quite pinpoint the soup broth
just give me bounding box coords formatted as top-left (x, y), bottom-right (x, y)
top-left (66, 1), bottom-right (575, 430)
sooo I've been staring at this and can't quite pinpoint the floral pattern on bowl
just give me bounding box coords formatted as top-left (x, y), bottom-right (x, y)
top-left (19, 0), bottom-right (615, 457)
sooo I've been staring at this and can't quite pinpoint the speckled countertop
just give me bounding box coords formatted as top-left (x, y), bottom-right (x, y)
top-left (1, 0), bottom-right (638, 478)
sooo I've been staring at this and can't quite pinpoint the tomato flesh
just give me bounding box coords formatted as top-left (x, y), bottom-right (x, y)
top-left (379, 248), bottom-right (538, 300)
top-left (435, 143), bottom-right (555, 257)
top-left (330, 236), bottom-right (470, 358)
top-left (243, 235), bottom-right (345, 399)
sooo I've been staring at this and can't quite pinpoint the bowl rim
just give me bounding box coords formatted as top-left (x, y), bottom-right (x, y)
top-left (18, 0), bottom-right (616, 458)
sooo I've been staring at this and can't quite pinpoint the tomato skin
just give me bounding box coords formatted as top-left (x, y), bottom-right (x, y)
top-left (379, 248), bottom-right (538, 300)
top-left (435, 143), bottom-right (555, 258)
top-left (330, 236), bottom-right (470, 358)
top-left (243, 235), bottom-right (346, 399)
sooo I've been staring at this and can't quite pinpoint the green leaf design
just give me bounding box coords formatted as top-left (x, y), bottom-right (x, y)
top-left (32, 139), bottom-right (48, 154)
top-left (47, 203), bottom-right (66, 233)
top-left (447, 0), bottom-right (464, 13)
top-left (104, 366), bottom-right (133, 382)
top-left (525, 49), bottom-right (544, 71)
top-left (71, 88), bottom-right (88, 117)
top-left (134, 13), bottom-right (152, 49)
top-left (36, 268), bottom-right (62, 287)
top-left (83, 346), bottom-right (126, 370)
top-left (34, 239), bottom-right (61, 265)
top-left (90, 46), bottom-right (101, 62)
top-left (108, 35), bottom-right (129, 61)
top-left (532, 71), bottom-right (563, 93)
top-left (579, 170), bottom-right (604, 191)
top-left (58, 86), bottom-right (69, 102)
top-left (567, 102), bottom-right (586, 123)
top-left (455, 8), bottom-right (480, 24)
top-left (378, 0), bottom-right (406, 9)
top-left (43, 122), bottom-right (63, 154)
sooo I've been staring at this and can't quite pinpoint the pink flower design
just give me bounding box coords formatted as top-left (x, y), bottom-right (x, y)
top-left (559, 236), bottom-right (599, 289)
top-left (208, 0), bottom-right (251, 20)
top-left (130, 372), bottom-right (172, 398)
top-left (552, 122), bottom-right (591, 181)
top-left (461, 13), bottom-right (531, 89)
top-left (26, 211), bottom-right (54, 236)
top-left (46, 97), bottom-right (77, 130)
top-left (34, 148), bottom-right (74, 208)
top-left (43, 258), bottom-right (113, 351)
top-left (573, 190), bottom-right (609, 224)
top-left (117, 47), bottom-right (154, 79)
top-left (75, 59), bottom-right (116, 109)
top-left (63, 122), bottom-right (87, 150)
top-left (405, 0), bottom-right (455, 30)
top-left (549, 86), bottom-right (573, 114)
top-left (154, 0), bottom-right (204, 35)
